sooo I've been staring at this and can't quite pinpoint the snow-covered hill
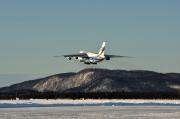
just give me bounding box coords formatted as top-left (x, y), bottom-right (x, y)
top-left (1, 68), bottom-right (180, 94)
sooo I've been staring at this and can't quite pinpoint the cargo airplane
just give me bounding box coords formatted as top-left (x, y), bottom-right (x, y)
top-left (56, 42), bottom-right (131, 65)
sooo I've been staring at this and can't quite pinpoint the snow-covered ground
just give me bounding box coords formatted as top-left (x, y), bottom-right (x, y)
top-left (0, 106), bottom-right (180, 119)
top-left (0, 99), bottom-right (180, 119)
top-left (0, 99), bottom-right (180, 108)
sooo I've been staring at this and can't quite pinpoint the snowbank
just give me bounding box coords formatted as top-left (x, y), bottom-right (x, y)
top-left (0, 99), bottom-right (180, 106)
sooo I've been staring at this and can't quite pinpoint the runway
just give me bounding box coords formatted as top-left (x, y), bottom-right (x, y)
top-left (0, 106), bottom-right (180, 119)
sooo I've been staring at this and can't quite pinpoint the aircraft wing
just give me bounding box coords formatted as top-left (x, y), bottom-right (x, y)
top-left (64, 53), bottom-right (88, 58)
top-left (105, 54), bottom-right (132, 58)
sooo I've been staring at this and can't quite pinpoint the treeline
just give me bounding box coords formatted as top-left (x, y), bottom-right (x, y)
top-left (1, 90), bottom-right (180, 99)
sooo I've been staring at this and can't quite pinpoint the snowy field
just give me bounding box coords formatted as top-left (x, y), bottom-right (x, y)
top-left (1, 99), bottom-right (180, 107)
top-left (0, 99), bottom-right (180, 119)
top-left (0, 106), bottom-right (180, 119)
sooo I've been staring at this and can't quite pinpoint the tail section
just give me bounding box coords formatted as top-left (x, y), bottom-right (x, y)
top-left (98, 42), bottom-right (106, 57)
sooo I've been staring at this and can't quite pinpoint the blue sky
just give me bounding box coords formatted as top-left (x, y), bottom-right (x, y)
top-left (0, 0), bottom-right (180, 86)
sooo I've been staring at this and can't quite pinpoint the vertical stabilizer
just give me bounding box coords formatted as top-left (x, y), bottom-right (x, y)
top-left (98, 42), bottom-right (106, 57)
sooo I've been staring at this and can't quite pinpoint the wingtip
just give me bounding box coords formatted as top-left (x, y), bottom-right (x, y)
top-left (54, 55), bottom-right (64, 58)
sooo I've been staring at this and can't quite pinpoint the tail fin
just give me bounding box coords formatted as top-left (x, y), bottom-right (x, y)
top-left (98, 42), bottom-right (106, 56)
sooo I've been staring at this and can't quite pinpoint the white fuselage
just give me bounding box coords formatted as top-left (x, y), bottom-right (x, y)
top-left (79, 52), bottom-right (105, 64)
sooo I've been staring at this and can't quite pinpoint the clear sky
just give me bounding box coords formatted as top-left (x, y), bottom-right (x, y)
top-left (0, 0), bottom-right (180, 86)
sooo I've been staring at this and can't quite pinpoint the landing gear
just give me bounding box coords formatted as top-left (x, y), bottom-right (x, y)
top-left (84, 62), bottom-right (97, 65)
top-left (84, 62), bottom-right (91, 65)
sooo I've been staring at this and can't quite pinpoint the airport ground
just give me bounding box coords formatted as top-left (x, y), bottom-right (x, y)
top-left (0, 106), bottom-right (180, 119)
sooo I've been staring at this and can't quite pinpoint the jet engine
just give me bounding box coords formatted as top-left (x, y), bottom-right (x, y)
top-left (105, 56), bottom-right (110, 60)
top-left (67, 57), bottom-right (72, 60)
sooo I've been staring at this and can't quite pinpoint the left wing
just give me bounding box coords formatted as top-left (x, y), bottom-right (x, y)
top-left (54, 53), bottom-right (89, 58)
top-left (63, 53), bottom-right (88, 58)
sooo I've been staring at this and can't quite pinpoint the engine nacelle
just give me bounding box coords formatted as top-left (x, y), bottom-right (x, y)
top-left (105, 56), bottom-right (110, 60)
top-left (74, 57), bottom-right (83, 60)
top-left (67, 57), bottom-right (72, 60)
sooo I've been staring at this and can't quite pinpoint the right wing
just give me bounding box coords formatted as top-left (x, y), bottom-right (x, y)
top-left (105, 54), bottom-right (133, 58)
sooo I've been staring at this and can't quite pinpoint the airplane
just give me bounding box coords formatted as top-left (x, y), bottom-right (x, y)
top-left (56, 42), bottom-right (131, 65)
